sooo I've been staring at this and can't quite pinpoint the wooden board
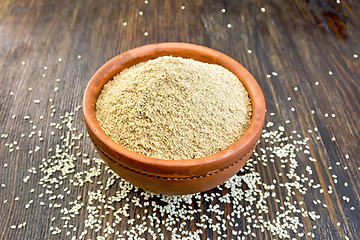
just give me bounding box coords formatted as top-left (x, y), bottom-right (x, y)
top-left (0, 0), bottom-right (359, 239)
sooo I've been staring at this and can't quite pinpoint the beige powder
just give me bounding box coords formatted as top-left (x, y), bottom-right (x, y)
top-left (95, 56), bottom-right (252, 160)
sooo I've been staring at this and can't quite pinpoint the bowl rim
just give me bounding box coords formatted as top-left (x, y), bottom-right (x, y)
top-left (83, 42), bottom-right (265, 177)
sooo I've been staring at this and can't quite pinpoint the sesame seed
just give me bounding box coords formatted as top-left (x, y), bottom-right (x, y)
top-left (293, 87), bottom-right (298, 91)
top-left (123, 22), bottom-right (127, 26)
top-left (260, 7), bottom-right (266, 12)
top-left (139, 11), bottom-right (143, 15)
top-left (328, 71), bottom-right (333, 75)
top-left (227, 24), bottom-right (232, 28)
top-left (181, 5), bottom-right (185, 10)
top-left (353, 54), bottom-right (358, 59)
top-left (144, 32), bottom-right (148, 36)
top-left (5, 55), bottom-right (329, 239)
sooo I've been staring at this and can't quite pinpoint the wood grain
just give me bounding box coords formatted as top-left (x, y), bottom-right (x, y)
top-left (0, 0), bottom-right (359, 239)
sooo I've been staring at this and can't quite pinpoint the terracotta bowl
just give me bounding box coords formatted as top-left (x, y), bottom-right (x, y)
top-left (83, 42), bottom-right (265, 195)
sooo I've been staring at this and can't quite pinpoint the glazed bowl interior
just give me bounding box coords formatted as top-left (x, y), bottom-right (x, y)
top-left (83, 42), bottom-right (265, 193)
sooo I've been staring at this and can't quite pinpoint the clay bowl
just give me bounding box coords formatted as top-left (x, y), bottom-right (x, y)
top-left (83, 42), bottom-right (265, 195)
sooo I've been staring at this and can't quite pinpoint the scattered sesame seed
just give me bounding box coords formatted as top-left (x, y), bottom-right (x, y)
top-left (44, 66), bottom-right (48, 70)
top-left (331, 137), bottom-right (336, 141)
top-left (272, 72), bottom-right (278, 76)
top-left (21, 61), bottom-right (25, 65)
top-left (23, 176), bottom-right (30, 183)
top-left (260, 7), bottom-right (266, 12)
top-left (123, 22), bottom-right (127, 26)
top-left (353, 54), bottom-right (358, 59)
top-left (181, 5), bottom-right (185, 10)
top-left (4, 54), bottom-right (333, 239)
top-left (78, 55), bottom-right (82, 59)
top-left (144, 32), bottom-right (148, 36)
top-left (221, 9), bottom-right (226, 13)
top-left (139, 11), bottom-right (143, 15)
top-left (266, 74), bottom-right (271, 78)
top-left (58, 58), bottom-right (63, 62)
top-left (328, 71), bottom-right (333, 75)
top-left (315, 81), bottom-right (319, 85)
top-left (294, 87), bottom-right (298, 91)
top-left (227, 23), bottom-right (232, 28)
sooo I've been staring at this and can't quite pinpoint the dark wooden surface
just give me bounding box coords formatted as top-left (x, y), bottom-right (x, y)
top-left (1, 0), bottom-right (360, 239)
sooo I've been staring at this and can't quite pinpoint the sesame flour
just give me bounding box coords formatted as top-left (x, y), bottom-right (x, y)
top-left (96, 56), bottom-right (252, 160)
